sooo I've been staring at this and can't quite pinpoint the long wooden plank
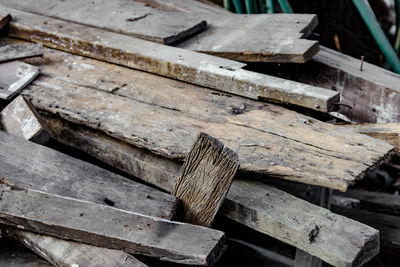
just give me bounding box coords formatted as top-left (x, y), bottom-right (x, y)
top-left (3, 7), bottom-right (339, 112)
top-left (0, 0), bottom-right (207, 45)
top-left (0, 43), bottom-right (43, 63)
top-left (6, 228), bottom-right (148, 267)
top-left (172, 132), bottom-right (239, 227)
top-left (38, 115), bottom-right (380, 267)
top-left (0, 130), bottom-right (179, 220)
top-left (0, 184), bottom-right (225, 266)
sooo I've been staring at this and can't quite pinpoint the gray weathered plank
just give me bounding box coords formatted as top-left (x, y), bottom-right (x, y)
top-left (0, 184), bottom-right (225, 266)
top-left (0, 43), bottom-right (43, 63)
top-left (0, 61), bottom-right (39, 100)
top-left (6, 228), bottom-right (148, 267)
top-left (172, 132), bottom-right (239, 227)
top-left (0, 11), bottom-right (10, 30)
top-left (0, 130), bottom-right (179, 220)
top-left (38, 115), bottom-right (381, 267)
top-left (4, 7), bottom-right (339, 112)
top-left (0, 0), bottom-right (206, 45)
top-left (0, 95), bottom-right (50, 143)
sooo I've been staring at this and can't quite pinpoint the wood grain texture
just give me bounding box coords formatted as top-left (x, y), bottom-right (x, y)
top-left (6, 228), bottom-right (148, 267)
top-left (0, 43), bottom-right (43, 63)
top-left (38, 115), bottom-right (381, 266)
top-left (172, 132), bottom-right (239, 227)
top-left (0, 0), bottom-right (206, 44)
top-left (341, 123), bottom-right (400, 152)
top-left (0, 61), bottom-right (39, 100)
top-left (0, 184), bottom-right (225, 266)
top-left (4, 7), bottom-right (339, 112)
top-left (0, 95), bottom-right (50, 144)
top-left (0, 11), bottom-right (10, 30)
top-left (0, 130), bottom-right (179, 220)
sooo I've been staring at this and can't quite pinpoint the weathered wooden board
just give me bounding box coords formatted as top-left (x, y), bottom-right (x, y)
top-left (23, 71), bottom-right (393, 191)
top-left (0, 95), bottom-right (50, 143)
top-left (4, 7), bottom-right (339, 112)
top-left (0, 184), bottom-right (225, 266)
top-left (341, 123), bottom-right (400, 151)
top-left (0, 61), bottom-right (39, 100)
top-left (38, 115), bottom-right (381, 267)
top-left (0, 43), bottom-right (43, 63)
top-left (0, 11), bottom-right (10, 30)
top-left (0, 130), bottom-right (179, 220)
top-left (0, 0), bottom-right (206, 45)
top-left (6, 228), bottom-right (148, 267)
top-left (172, 132), bottom-right (239, 227)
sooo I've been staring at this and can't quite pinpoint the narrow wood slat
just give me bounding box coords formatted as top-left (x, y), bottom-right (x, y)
top-left (0, 43), bottom-right (43, 63)
top-left (38, 115), bottom-right (380, 267)
top-left (0, 184), bottom-right (225, 265)
top-left (4, 7), bottom-right (339, 112)
top-left (172, 132), bottom-right (239, 227)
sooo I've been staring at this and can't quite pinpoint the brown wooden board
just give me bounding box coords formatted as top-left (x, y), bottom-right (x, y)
top-left (4, 7), bottom-right (339, 112)
top-left (0, 61), bottom-right (39, 100)
top-left (0, 0), bottom-right (206, 44)
top-left (0, 130), bottom-right (179, 220)
top-left (172, 132), bottom-right (239, 227)
top-left (17, 46), bottom-right (394, 191)
top-left (38, 115), bottom-right (381, 267)
top-left (0, 11), bottom-right (10, 30)
top-left (6, 228), bottom-right (148, 267)
top-left (0, 184), bottom-right (225, 265)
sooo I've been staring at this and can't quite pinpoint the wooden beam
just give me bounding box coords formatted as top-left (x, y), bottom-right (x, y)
top-left (38, 115), bottom-right (381, 267)
top-left (0, 11), bottom-right (10, 30)
top-left (6, 228), bottom-right (148, 267)
top-left (4, 7), bottom-right (339, 112)
top-left (0, 61), bottom-right (39, 100)
top-left (172, 132), bottom-right (239, 227)
top-left (0, 43), bottom-right (43, 63)
top-left (0, 95), bottom-right (50, 144)
top-left (0, 130), bottom-right (179, 220)
top-left (0, 184), bottom-right (225, 266)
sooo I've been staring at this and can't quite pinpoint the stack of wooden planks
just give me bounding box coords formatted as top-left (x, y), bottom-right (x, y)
top-left (0, 1), bottom-right (400, 266)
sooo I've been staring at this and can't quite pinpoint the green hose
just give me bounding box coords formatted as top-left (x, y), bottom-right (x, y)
top-left (352, 0), bottom-right (400, 73)
top-left (232, 0), bottom-right (245, 14)
top-left (245, 0), bottom-right (257, 13)
top-left (394, 0), bottom-right (400, 52)
top-left (277, 0), bottom-right (293, 13)
top-left (266, 0), bottom-right (274, 13)
top-left (223, 0), bottom-right (233, 12)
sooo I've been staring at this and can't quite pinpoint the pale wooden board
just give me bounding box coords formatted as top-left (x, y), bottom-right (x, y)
top-left (0, 11), bottom-right (10, 30)
top-left (0, 0), bottom-right (206, 44)
top-left (38, 115), bottom-right (381, 267)
top-left (0, 184), bottom-right (225, 266)
top-left (0, 61), bottom-right (39, 100)
top-left (0, 130), bottom-right (179, 220)
top-left (6, 228), bottom-right (148, 267)
top-left (4, 7), bottom-right (339, 112)
top-left (0, 95), bottom-right (50, 143)
top-left (0, 43), bottom-right (43, 63)
top-left (172, 132), bottom-right (239, 227)
top-left (18, 49), bottom-right (394, 191)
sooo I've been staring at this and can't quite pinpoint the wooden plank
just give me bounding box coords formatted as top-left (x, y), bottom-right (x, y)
top-left (341, 123), bottom-right (400, 152)
top-left (0, 0), bottom-right (206, 45)
top-left (6, 228), bottom-right (148, 267)
top-left (0, 61), bottom-right (39, 100)
top-left (0, 184), bottom-right (225, 266)
top-left (0, 43), bottom-right (43, 63)
top-left (0, 95), bottom-right (50, 144)
top-left (0, 130), bottom-right (179, 220)
top-left (0, 11), bottom-right (10, 30)
top-left (172, 132), bottom-right (239, 227)
top-left (38, 115), bottom-right (381, 267)
top-left (4, 7), bottom-right (339, 112)
top-left (24, 73), bottom-right (393, 191)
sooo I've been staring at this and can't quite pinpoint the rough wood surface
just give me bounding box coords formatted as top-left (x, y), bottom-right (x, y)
top-left (0, 0), bottom-right (206, 44)
top-left (0, 11), bottom-right (10, 30)
top-left (0, 184), bottom-right (225, 266)
top-left (6, 228), bottom-right (148, 267)
top-left (0, 43), bottom-right (43, 63)
top-left (0, 61), bottom-right (39, 100)
top-left (38, 115), bottom-right (381, 266)
top-left (172, 132), bottom-right (239, 227)
top-left (0, 130), bottom-right (179, 220)
top-left (0, 95), bottom-right (50, 143)
top-left (4, 7), bottom-right (339, 112)
top-left (341, 123), bottom-right (400, 152)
